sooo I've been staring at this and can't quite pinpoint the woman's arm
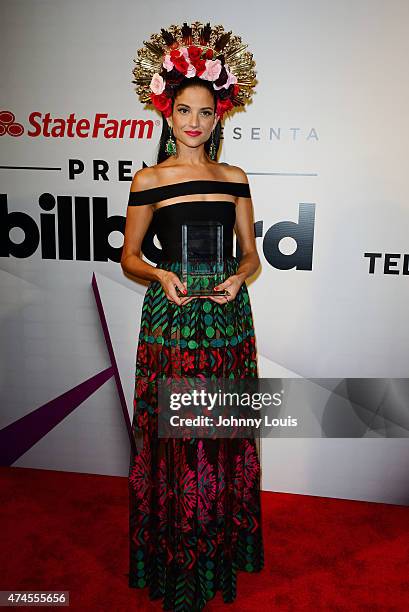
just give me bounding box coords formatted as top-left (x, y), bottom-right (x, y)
top-left (121, 170), bottom-right (187, 304)
top-left (233, 168), bottom-right (260, 283)
top-left (212, 167), bottom-right (260, 301)
top-left (120, 169), bottom-right (162, 282)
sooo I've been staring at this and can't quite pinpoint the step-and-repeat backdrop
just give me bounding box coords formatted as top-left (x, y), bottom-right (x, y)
top-left (1, 0), bottom-right (408, 504)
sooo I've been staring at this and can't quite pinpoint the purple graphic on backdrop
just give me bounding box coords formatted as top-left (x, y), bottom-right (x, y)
top-left (0, 273), bottom-right (136, 466)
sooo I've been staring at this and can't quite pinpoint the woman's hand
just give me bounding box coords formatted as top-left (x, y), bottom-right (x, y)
top-left (158, 270), bottom-right (196, 306)
top-left (205, 274), bottom-right (244, 304)
top-left (158, 271), bottom-right (245, 306)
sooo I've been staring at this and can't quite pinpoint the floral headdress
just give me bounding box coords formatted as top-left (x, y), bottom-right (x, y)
top-left (132, 21), bottom-right (257, 120)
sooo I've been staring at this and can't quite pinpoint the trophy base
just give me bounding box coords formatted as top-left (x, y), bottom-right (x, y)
top-left (176, 288), bottom-right (230, 298)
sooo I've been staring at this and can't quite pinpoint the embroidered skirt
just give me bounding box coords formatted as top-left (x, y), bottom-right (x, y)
top-left (128, 256), bottom-right (264, 611)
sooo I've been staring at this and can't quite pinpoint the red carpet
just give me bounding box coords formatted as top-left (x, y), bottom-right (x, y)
top-left (0, 466), bottom-right (408, 611)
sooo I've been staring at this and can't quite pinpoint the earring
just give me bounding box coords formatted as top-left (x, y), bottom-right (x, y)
top-left (209, 130), bottom-right (217, 160)
top-left (166, 125), bottom-right (177, 156)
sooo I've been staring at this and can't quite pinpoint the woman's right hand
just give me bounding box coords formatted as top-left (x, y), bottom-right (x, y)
top-left (158, 270), bottom-right (195, 306)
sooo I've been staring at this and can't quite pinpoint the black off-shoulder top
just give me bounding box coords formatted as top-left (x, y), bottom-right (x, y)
top-left (127, 179), bottom-right (251, 262)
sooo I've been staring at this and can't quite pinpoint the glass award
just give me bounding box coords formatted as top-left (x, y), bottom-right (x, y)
top-left (176, 221), bottom-right (229, 297)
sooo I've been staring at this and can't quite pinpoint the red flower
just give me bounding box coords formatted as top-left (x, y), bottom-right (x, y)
top-left (137, 411), bottom-right (148, 429)
top-left (170, 49), bottom-right (182, 61)
top-left (138, 343), bottom-right (147, 363)
top-left (199, 349), bottom-right (208, 369)
top-left (136, 377), bottom-right (148, 396)
top-left (171, 349), bottom-right (182, 370)
top-left (233, 83), bottom-right (240, 96)
top-left (198, 540), bottom-right (207, 553)
top-left (182, 351), bottom-right (195, 371)
top-left (193, 58), bottom-right (206, 77)
top-left (188, 45), bottom-right (202, 62)
top-left (170, 50), bottom-right (189, 75)
top-left (150, 92), bottom-right (172, 117)
top-left (216, 97), bottom-right (233, 117)
top-left (204, 49), bottom-right (214, 59)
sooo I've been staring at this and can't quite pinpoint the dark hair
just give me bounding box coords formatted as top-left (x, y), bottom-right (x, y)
top-left (156, 77), bottom-right (222, 164)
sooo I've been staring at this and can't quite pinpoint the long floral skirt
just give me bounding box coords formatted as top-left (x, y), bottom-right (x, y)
top-left (128, 256), bottom-right (264, 611)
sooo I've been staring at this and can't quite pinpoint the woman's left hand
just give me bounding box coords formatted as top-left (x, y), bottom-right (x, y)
top-left (205, 274), bottom-right (244, 304)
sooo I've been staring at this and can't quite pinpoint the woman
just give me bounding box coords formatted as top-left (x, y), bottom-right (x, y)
top-left (122, 22), bottom-right (264, 611)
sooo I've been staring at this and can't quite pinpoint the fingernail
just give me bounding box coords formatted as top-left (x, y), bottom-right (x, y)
top-left (183, 289), bottom-right (187, 294)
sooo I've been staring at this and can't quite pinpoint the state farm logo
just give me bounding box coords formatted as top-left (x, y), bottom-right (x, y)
top-left (0, 110), bottom-right (157, 139)
top-left (0, 111), bottom-right (24, 136)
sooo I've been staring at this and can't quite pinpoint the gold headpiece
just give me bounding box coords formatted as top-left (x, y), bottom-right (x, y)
top-left (132, 21), bottom-right (257, 119)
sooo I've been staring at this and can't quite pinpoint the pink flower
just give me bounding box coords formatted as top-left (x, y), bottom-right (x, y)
top-left (150, 73), bottom-right (165, 94)
top-left (162, 54), bottom-right (174, 71)
top-left (179, 46), bottom-right (190, 60)
top-left (201, 59), bottom-right (222, 82)
top-left (185, 62), bottom-right (196, 78)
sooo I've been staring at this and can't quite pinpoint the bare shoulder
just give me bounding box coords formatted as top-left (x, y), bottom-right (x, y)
top-left (220, 163), bottom-right (249, 185)
top-left (130, 166), bottom-right (159, 192)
